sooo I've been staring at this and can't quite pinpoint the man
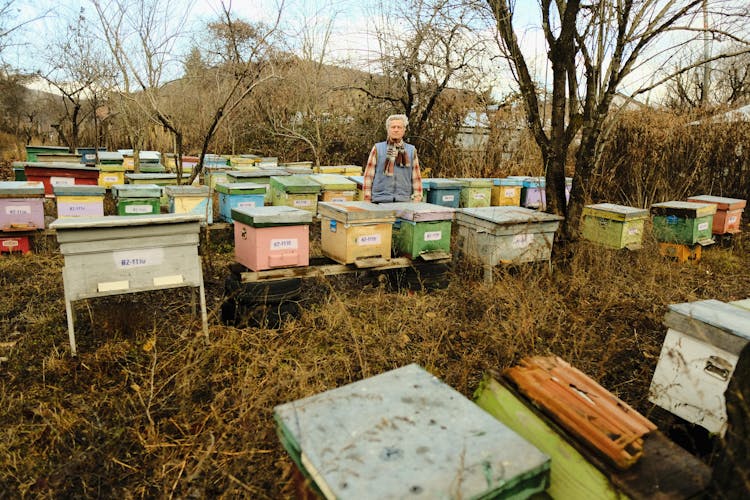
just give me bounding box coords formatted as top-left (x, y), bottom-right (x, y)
top-left (363, 114), bottom-right (423, 203)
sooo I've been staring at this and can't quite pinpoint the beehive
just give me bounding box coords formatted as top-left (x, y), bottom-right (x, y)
top-left (381, 202), bottom-right (454, 260)
top-left (215, 182), bottom-right (267, 223)
top-left (491, 177), bottom-right (523, 206)
top-left (455, 206), bottom-right (563, 267)
top-left (649, 299), bottom-right (750, 435)
top-left (97, 164), bottom-right (126, 188)
top-left (0, 181), bottom-right (46, 231)
top-left (423, 178), bottom-right (462, 208)
top-left (53, 184), bottom-right (106, 218)
top-left (227, 169), bottom-right (290, 204)
top-left (309, 174), bottom-right (357, 202)
top-left (165, 185), bottom-right (212, 224)
top-left (456, 178), bottom-right (493, 208)
top-left (231, 205), bottom-right (312, 271)
top-left (686, 195), bottom-right (746, 235)
top-left (21, 162), bottom-right (100, 196)
top-left (318, 201), bottom-right (396, 265)
top-left (650, 201), bottom-right (716, 245)
top-left (112, 184), bottom-right (162, 216)
top-left (274, 364), bottom-right (550, 499)
top-left (581, 203), bottom-right (649, 249)
top-left (521, 177), bottom-right (546, 210)
top-left (269, 175), bottom-right (321, 212)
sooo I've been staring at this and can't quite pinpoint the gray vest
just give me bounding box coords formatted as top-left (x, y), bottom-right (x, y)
top-left (371, 141), bottom-right (416, 203)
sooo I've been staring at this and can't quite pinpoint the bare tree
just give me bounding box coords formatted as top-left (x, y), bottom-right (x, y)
top-left (486, 0), bottom-right (750, 241)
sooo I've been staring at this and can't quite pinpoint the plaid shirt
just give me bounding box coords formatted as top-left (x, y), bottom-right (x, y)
top-left (363, 144), bottom-right (423, 202)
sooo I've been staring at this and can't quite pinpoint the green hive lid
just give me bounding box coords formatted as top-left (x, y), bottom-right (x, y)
top-left (214, 182), bottom-right (266, 195)
top-left (0, 181), bottom-right (45, 196)
top-left (584, 203), bottom-right (649, 221)
top-left (164, 185), bottom-right (209, 196)
top-left (380, 201), bottom-right (454, 222)
top-left (309, 174), bottom-right (356, 191)
top-left (455, 178), bottom-right (494, 188)
top-left (425, 178), bottom-right (463, 189)
top-left (269, 175), bottom-right (321, 194)
top-left (231, 205), bottom-right (313, 226)
top-left (112, 183), bottom-right (162, 198)
top-left (138, 164), bottom-right (166, 173)
top-left (318, 200), bottom-right (396, 223)
top-left (650, 201), bottom-right (717, 217)
top-left (687, 195), bottom-right (747, 211)
top-left (273, 364), bottom-right (550, 500)
top-left (126, 173), bottom-right (178, 181)
top-left (53, 184), bottom-right (106, 196)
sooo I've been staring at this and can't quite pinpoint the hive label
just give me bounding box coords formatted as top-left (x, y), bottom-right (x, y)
top-left (504, 189), bottom-right (516, 198)
top-left (114, 248), bottom-right (164, 268)
top-left (51, 177), bottom-right (75, 186)
top-left (357, 234), bottom-right (381, 246)
top-left (628, 227), bottom-right (640, 235)
top-left (103, 175), bottom-right (119, 183)
top-left (442, 194), bottom-right (455, 202)
top-left (473, 192), bottom-right (486, 200)
top-left (512, 233), bottom-right (534, 248)
top-left (698, 222), bottom-right (709, 231)
top-left (729, 216), bottom-right (737, 223)
top-left (5, 205), bottom-right (31, 215)
top-left (424, 231), bottom-right (442, 241)
top-left (271, 238), bottom-right (298, 250)
top-left (2, 239), bottom-right (19, 248)
top-left (294, 199), bottom-right (312, 207)
top-left (237, 201), bottom-right (257, 208)
top-left (125, 204), bottom-right (154, 214)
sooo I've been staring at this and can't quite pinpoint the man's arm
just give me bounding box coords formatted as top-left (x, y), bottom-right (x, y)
top-left (363, 146), bottom-right (377, 201)
top-left (411, 149), bottom-right (423, 202)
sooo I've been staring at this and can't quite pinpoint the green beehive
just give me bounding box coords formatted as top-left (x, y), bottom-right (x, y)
top-left (581, 203), bottom-right (649, 250)
top-left (456, 178), bottom-right (493, 208)
top-left (382, 202), bottom-right (454, 260)
top-left (270, 175), bottom-right (321, 212)
top-left (650, 201), bottom-right (716, 245)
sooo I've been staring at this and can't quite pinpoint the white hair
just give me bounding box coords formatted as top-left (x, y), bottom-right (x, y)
top-left (385, 114), bottom-right (409, 131)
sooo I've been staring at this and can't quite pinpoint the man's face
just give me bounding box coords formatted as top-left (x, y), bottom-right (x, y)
top-left (388, 120), bottom-right (406, 141)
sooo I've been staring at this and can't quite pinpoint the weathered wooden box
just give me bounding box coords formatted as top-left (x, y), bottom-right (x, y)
top-left (269, 175), bottom-right (321, 213)
top-left (49, 213), bottom-right (208, 355)
top-left (53, 184), bottom-right (106, 218)
top-left (215, 182), bottom-right (266, 223)
top-left (231, 206), bottom-right (312, 271)
top-left (0, 181), bottom-right (46, 231)
top-left (686, 195), bottom-right (746, 235)
top-left (649, 299), bottom-right (750, 435)
top-left (318, 201), bottom-right (396, 265)
top-left (424, 178), bottom-right (462, 208)
top-left (491, 177), bottom-right (523, 206)
top-left (309, 174), bottom-right (357, 202)
top-left (22, 162), bottom-right (100, 195)
top-left (165, 185), bottom-right (212, 224)
top-left (381, 202), bottom-right (454, 260)
top-left (0, 234), bottom-right (31, 254)
top-left (112, 184), bottom-right (162, 216)
top-left (650, 201), bottom-right (716, 245)
top-left (456, 178), bottom-right (493, 208)
top-left (25, 145), bottom-right (69, 162)
top-left (581, 203), bottom-right (649, 249)
top-left (455, 206), bottom-right (563, 267)
top-left (274, 364), bottom-right (550, 499)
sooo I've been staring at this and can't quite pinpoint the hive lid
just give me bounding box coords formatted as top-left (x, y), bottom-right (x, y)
top-left (214, 182), bottom-right (266, 195)
top-left (111, 183), bottom-right (162, 198)
top-left (97, 152), bottom-right (124, 162)
top-left (20, 161), bottom-right (100, 171)
top-left (164, 185), bottom-right (209, 196)
top-left (664, 299), bottom-right (750, 354)
top-left (497, 177), bottom-right (525, 186)
top-left (346, 175), bottom-right (365, 187)
top-left (522, 177), bottom-right (546, 188)
top-left (379, 201), bottom-right (454, 222)
top-left (227, 169), bottom-right (290, 180)
top-left (231, 205), bottom-right (313, 226)
top-left (457, 206), bottom-right (563, 225)
top-left (0, 181), bottom-right (45, 196)
top-left (583, 203), bottom-right (649, 221)
top-left (53, 184), bottom-right (106, 196)
top-left (98, 164), bottom-right (126, 172)
top-left (424, 178), bottom-right (463, 189)
top-left (318, 201), bottom-right (396, 222)
top-left (504, 356), bottom-right (656, 470)
top-left (50, 213), bottom-right (202, 230)
top-left (308, 174), bottom-right (357, 191)
top-left (650, 201), bottom-right (717, 217)
top-left (274, 363), bottom-right (550, 500)
top-left (686, 195), bottom-right (746, 211)
top-left (455, 177), bottom-right (494, 188)
top-left (269, 175), bottom-right (322, 194)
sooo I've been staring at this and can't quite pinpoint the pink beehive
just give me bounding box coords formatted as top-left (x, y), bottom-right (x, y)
top-left (232, 206), bottom-right (313, 271)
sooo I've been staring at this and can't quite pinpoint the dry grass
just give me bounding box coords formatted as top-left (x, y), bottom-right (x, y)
top-left (1, 225), bottom-right (749, 498)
